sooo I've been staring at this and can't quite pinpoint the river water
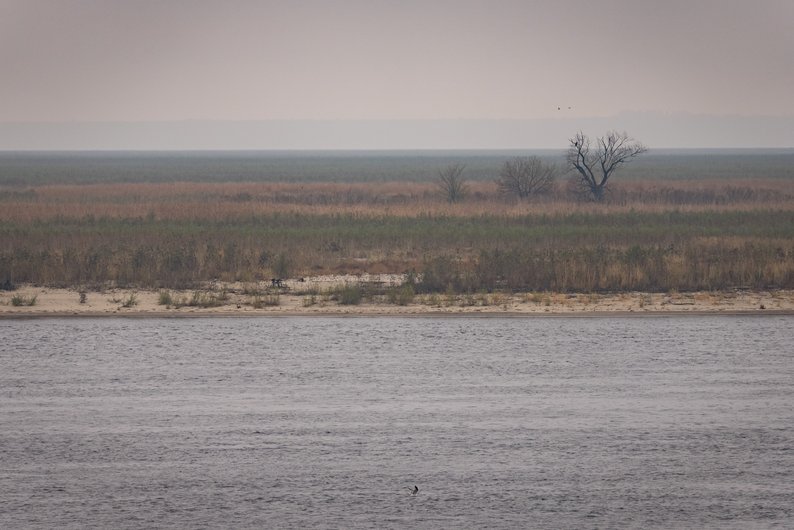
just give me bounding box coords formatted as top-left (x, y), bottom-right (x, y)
top-left (1, 315), bottom-right (792, 529)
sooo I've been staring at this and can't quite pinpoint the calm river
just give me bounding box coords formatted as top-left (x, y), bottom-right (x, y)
top-left (1, 316), bottom-right (792, 528)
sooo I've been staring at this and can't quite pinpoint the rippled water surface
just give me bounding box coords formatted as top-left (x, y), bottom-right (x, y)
top-left (1, 316), bottom-right (793, 529)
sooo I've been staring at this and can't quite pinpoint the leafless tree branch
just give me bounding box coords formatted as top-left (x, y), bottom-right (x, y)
top-left (497, 156), bottom-right (558, 199)
top-left (566, 131), bottom-right (647, 200)
top-left (437, 163), bottom-right (468, 203)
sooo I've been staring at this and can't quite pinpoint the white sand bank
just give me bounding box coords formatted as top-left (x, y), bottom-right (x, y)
top-left (2, 276), bottom-right (793, 318)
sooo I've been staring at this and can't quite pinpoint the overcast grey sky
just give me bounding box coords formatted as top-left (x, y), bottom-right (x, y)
top-left (1, 0), bottom-right (792, 147)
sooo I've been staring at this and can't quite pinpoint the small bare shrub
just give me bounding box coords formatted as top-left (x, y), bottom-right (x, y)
top-left (490, 293), bottom-right (507, 307)
top-left (158, 290), bottom-right (173, 306)
top-left (252, 293), bottom-right (280, 308)
top-left (497, 156), bottom-right (558, 198)
top-left (638, 293), bottom-right (652, 308)
top-left (335, 284), bottom-right (363, 305)
top-left (524, 292), bottom-right (544, 304)
top-left (302, 294), bottom-right (317, 307)
top-left (188, 291), bottom-right (224, 308)
top-left (388, 284), bottom-right (415, 305)
top-left (460, 293), bottom-right (476, 307)
top-left (11, 294), bottom-right (37, 306)
top-left (242, 283), bottom-right (264, 296)
top-left (121, 293), bottom-right (138, 308)
top-left (444, 286), bottom-right (457, 307)
top-left (426, 293), bottom-right (442, 307)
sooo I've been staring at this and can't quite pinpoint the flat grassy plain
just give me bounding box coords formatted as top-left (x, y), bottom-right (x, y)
top-left (1, 150), bottom-right (794, 293)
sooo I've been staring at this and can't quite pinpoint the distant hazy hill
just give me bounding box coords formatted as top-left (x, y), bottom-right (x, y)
top-left (1, 113), bottom-right (792, 150)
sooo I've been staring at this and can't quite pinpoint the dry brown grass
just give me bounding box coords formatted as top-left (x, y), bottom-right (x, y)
top-left (2, 178), bottom-right (794, 290)
top-left (3, 179), bottom-right (794, 222)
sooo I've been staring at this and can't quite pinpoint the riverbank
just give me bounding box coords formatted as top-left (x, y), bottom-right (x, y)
top-left (2, 277), bottom-right (792, 318)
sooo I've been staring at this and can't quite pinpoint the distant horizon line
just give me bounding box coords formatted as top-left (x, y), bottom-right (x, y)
top-left (2, 114), bottom-right (792, 150)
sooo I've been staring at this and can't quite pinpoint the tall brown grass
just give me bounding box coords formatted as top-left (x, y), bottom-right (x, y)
top-left (2, 179), bottom-right (793, 291)
top-left (3, 179), bottom-right (794, 222)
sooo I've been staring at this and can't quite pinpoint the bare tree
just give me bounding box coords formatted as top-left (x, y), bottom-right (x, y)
top-left (566, 131), bottom-right (647, 201)
top-left (437, 163), bottom-right (468, 203)
top-left (497, 156), bottom-right (558, 199)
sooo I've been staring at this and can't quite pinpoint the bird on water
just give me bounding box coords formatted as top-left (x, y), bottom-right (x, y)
top-left (410, 485), bottom-right (418, 495)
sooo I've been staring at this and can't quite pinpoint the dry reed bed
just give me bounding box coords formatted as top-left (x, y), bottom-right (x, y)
top-left (3, 179), bottom-right (794, 222)
top-left (12, 200), bottom-right (794, 222)
top-left (2, 180), bottom-right (794, 291)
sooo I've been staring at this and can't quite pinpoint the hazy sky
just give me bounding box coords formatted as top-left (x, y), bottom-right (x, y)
top-left (2, 0), bottom-right (793, 124)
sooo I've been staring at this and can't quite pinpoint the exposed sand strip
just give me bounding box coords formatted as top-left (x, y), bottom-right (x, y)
top-left (2, 276), bottom-right (793, 318)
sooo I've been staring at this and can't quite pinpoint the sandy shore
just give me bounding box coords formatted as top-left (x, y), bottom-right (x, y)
top-left (2, 276), bottom-right (793, 318)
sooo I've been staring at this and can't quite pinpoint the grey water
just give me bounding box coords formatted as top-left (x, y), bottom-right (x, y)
top-left (1, 316), bottom-right (792, 529)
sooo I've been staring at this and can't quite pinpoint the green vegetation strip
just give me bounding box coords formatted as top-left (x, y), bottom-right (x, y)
top-left (2, 210), bottom-right (793, 292)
